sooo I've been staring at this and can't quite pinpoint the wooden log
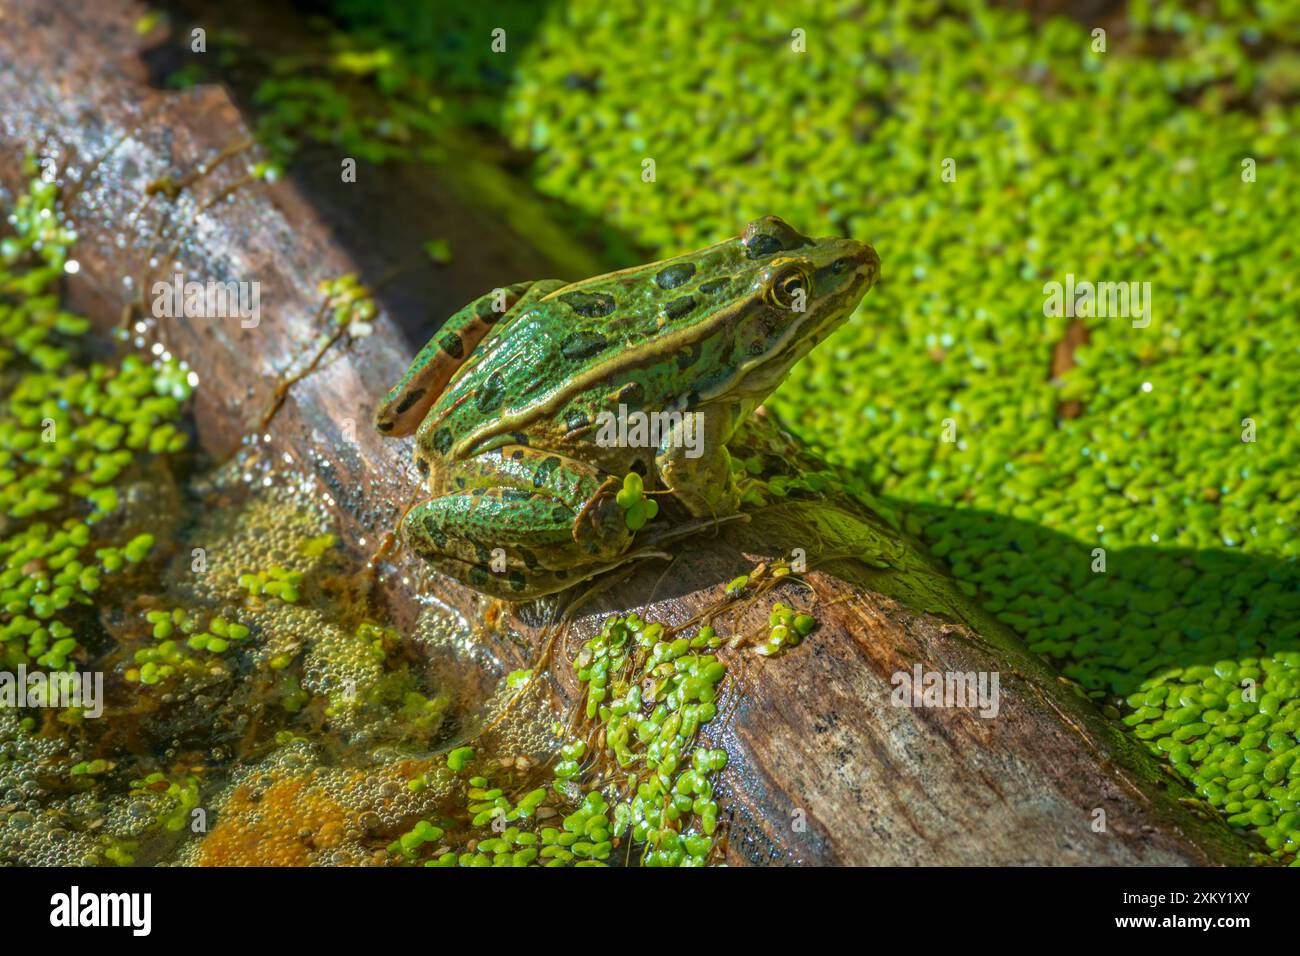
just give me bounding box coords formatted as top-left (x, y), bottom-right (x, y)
top-left (0, 0), bottom-right (1257, 865)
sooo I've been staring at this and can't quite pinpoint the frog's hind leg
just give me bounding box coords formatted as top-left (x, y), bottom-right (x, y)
top-left (373, 279), bottom-right (564, 437)
top-left (401, 446), bottom-right (634, 599)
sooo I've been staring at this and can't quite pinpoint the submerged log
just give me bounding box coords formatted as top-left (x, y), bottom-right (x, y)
top-left (0, 0), bottom-right (1257, 865)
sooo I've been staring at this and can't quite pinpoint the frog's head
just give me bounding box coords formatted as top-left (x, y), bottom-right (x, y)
top-left (720, 216), bottom-right (879, 395)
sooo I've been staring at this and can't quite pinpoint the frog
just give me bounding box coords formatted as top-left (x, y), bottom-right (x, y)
top-left (374, 216), bottom-right (879, 600)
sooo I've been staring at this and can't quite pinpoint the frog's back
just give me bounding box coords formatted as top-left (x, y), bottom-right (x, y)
top-left (417, 241), bottom-right (757, 461)
top-left (415, 216), bottom-right (835, 464)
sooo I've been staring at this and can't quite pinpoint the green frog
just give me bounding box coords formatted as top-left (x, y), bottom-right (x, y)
top-left (374, 216), bottom-right (879, 599)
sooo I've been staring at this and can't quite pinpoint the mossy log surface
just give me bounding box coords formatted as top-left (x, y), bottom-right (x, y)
top-left (0, 0), bottom-right (1258, 865)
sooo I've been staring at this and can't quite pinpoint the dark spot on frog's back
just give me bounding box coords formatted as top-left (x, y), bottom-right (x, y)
top-left (559, 290), bottom-right (616, 318)
top-left (475, 297), bottom-right (511, 324)
top-left (699, 277), bottom-right (730, 295)
top-left (564, 410), bottom-right (591, 434)
top-left (433, 426), bottom-right (454, 454)
top-left (613, 380), bottom-right (645, 408)
top-left (476, 370), bottom-right (505, 412)
top-left (438, 332), bottom-right (464, 359)
top-left (660, 296), bottom-right (695, 323)
top-left (534, 456), bottom-right (562, 488)
top-left (395, 387), bottom-right (426, 415)
top-left (676, 341), bottom-right (703, 371)
top-left (420, 518), bottom-right (448, 550)
top-left (743, 217), bottom-right (812, 259)
top-left (560, 330), bottom-right (608, 361)
top-left (743, 233), bottom-right (784, 259)
top-left (655, 262), bottom-right (696, 290)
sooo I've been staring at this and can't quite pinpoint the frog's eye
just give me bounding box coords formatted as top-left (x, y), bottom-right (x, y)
top-left (767, 265), bottom-right (813, 311)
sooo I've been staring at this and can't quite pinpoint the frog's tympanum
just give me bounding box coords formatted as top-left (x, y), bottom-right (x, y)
top-left (375, 216), bottom-right (879, 599)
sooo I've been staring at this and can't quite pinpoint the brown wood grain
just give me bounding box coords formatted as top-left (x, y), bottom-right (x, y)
top-left (0, 0), bottom-right (1258, 865)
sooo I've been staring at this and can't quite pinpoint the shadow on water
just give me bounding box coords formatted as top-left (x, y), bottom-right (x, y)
top-left (542, 477), bottom-right (1300, 707)
top-left (891, 497), bottom-right (1300, 699)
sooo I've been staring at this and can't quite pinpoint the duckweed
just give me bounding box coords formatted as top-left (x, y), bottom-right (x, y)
top-left (387, 819), bottom-right (445, 862)
top-left (128, 772), bottom-right (203, 833)
top-left (297, 533), bottom-right (337, 558)
top-left (757, 602), bottom-right (816, 657)
top-left (1, 165), bottom-right (195, 672)
top-left (383, 614), bottom-right (732, 867)
top-left (562, 614), bottom-right (729, 865)
top-left (446, 745), bottom-right (474, 771)
top-left (126, 608), bottom-right (252, 685)
top-left (318, 274), bottom-right (377, 334)
top-left (249, 50), bottom-right (449, 171)
top-left (237, 566), bottom-right (305, 603)
top-left (614, 471), bottom-right (658, 532)
top-left (1125, 653), bottom-right (1300, 863)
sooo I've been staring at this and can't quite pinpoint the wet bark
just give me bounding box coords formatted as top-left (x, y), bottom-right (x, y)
top-left (0, 0), bottom-right (1258, 865)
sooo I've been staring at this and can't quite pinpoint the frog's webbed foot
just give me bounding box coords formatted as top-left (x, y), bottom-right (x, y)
top-left (401, 445), bottom-right (633, 600)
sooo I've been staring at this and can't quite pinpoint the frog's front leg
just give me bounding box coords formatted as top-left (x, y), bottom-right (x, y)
top-left (655, 406), bottom-right (742, 518)
top-left (402, 445), bottom-right (634, 599)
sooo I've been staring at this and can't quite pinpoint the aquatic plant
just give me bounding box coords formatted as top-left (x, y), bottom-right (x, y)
top-left (1, 162), bottom-right (196, 674)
